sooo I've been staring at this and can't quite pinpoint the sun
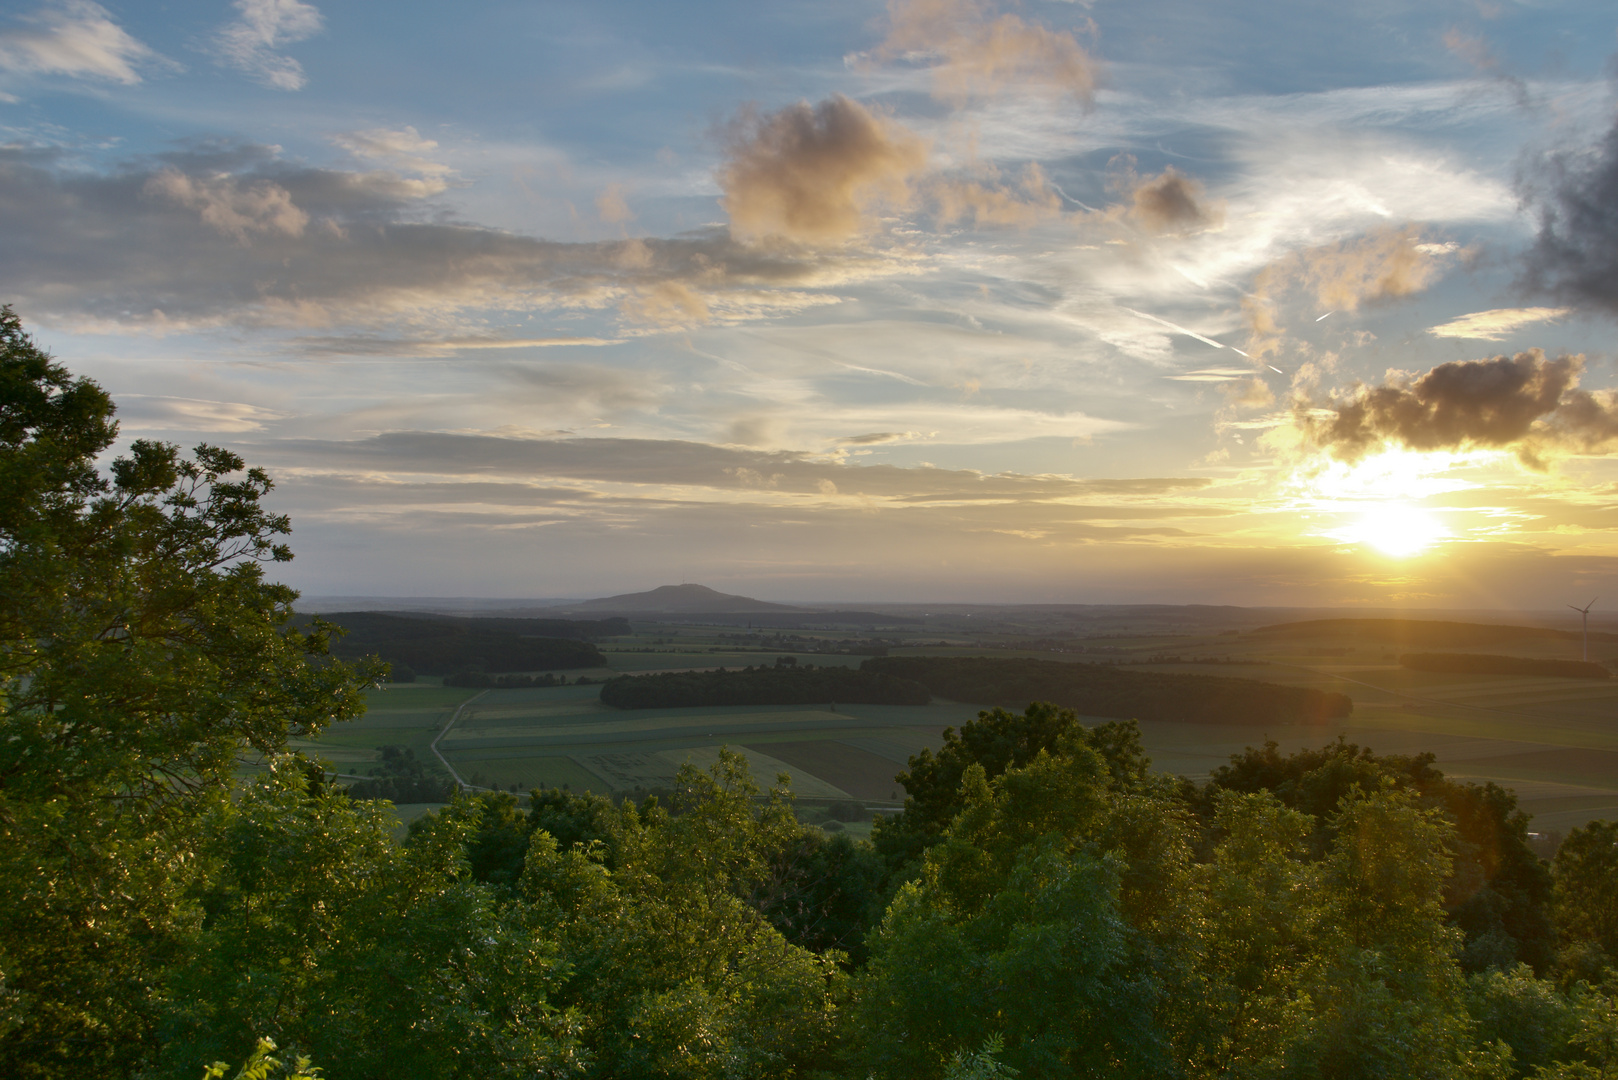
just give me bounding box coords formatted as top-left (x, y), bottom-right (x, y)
top-left (1333, 503), bottom-right (1450, 558)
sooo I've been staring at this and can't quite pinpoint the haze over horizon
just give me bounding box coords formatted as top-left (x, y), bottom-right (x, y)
top-left (7, 0), bottom-right (1618, 608)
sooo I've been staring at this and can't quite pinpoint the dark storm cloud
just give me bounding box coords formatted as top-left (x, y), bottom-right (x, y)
top-left (1520, 111), bottom-right (1618, 317)
top-left (1293, 349), bottom-right (1618, 467)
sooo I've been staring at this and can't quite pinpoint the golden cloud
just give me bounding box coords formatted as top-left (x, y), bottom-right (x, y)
top-left (1426, 307), bottom-right (1569, 341)
top-left (719, 94), bottom-right (929, 245)
top-left (1280, 348), bottom-right (1618, 469)
top-left (878, 0), bottom-right (1098, 105)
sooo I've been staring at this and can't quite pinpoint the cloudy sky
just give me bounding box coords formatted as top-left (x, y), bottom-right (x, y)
top-left (5, 0), bottom-right (1618, 607)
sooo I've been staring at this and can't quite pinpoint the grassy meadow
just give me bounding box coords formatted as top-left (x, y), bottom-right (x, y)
top-left (298, 618), bottom-right (1618, 837)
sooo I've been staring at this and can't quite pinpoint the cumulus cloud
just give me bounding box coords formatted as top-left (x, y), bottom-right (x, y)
top-left (0, 1), bottom-right (163, 85)
top-left (330, 126), bottom-right (454, 198)
top-left (1281, 349), bottom-right (1618, 468)
top-left (876, 0), bottom-right (1098, 105)
top-left (143, 168), bottom-right (309, 241)
top-left (1521, 113), bottom-right (1618, 317)
top-left (212, 0), bottom-right (323, 91)
top-left (1299, 224), bottom-right (1442, 311)
top-left (934, 162), bottom-right (1063, 227)
top-left (1426, 307), bottom-right (1569, 341)
top-left (1243, 224), bottom-right (1448, 359)
top-left (620, 281), bottom-right (711, 329)
top-left (719, 95), bottom-right (928, 245)
top-left (596, 182), bottom-right (633, 225)
top-left (1115, 163), bottom-right (1223, 235)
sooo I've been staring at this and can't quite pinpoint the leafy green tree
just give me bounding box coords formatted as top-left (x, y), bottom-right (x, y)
top-left (459, 790), bottom-right (533, 892)
top-left (892, 704), bottom-right (1148, 838)
top-left (1464, 964), bottom-right (1580, 1078)
top-left (202, 1037), bottom-right (323, 1080)
top-left (1289, 791), bottom-right (1480, 1080)
top-left (758, 829), bottom-right (890, 963)
top-left (518, 751), bottom-right (841, 1079)
top-left (155, 761), bottom-right (585, 1080)
top-left (1208, 739), bottom-right (1554, 973)
top-left (1530, 991), bottom-right (1618, 1079)
top-left (1553, 820), bottom-right (1618, 979)
top-left (1169, 790), bottom-right (1320, 1079)
top-left (872, 703), bottom-right (1150, 893)
top-left (0, 309), bottom-right (378, 1076)
top-left (853, 745), bottom-right (1175, 1079)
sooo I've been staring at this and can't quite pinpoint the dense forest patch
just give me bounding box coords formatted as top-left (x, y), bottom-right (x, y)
top-left (861, 654), bottom-right (1352, 724)
top-left (305, 611), bottom-right (608, 674)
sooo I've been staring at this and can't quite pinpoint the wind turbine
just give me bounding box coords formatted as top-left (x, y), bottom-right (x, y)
top-left (1569, 598), bottom-right (1597, 662)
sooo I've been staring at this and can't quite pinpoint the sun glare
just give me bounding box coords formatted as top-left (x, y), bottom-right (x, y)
top-left (1332, 504), bottom-right (1450, 558)
top-left (1290, 447), bottom-right (1484, 503)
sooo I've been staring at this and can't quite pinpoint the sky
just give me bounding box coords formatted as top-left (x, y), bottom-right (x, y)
top-left (5, 0), bottom-right (1618, 608)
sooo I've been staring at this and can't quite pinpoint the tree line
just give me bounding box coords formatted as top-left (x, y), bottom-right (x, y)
top-left (598, 661), bottom-right (930, 708)
top-left (4, 311), bottom-right (1618, 1079)
top-left (308, 610), bottom-right (609, 675)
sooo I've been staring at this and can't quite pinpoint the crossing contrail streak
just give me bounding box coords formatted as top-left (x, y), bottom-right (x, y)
top-left (1122, 307), bottom-right (1231, 351)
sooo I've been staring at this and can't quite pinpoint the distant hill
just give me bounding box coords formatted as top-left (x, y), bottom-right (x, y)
top-left (562, 584), bottom-right (804, 614)
top-left (1251, 618), bottom-right (1618, 647)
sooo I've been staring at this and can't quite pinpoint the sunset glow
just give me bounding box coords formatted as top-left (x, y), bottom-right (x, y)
top-left (1, 0), bottom-right (1615, 607)
top-left (1330, 504), bottom-right (1452, 559)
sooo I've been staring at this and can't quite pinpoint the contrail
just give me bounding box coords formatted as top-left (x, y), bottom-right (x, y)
top-left (1048, 180), bottom-right (1099, 213)
top-left (1121, 307), bottom-right (1230, 351)
top-left (1268, 365), bottom-right (1283, 374)
top-left (1316, 311), bottom-right (1334, 321)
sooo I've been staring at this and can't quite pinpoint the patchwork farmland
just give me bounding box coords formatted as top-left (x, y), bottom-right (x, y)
top-left (294, 615), bottom-right (1618, 837)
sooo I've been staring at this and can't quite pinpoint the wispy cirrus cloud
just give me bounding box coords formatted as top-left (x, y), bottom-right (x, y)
top-left (0, 1), bottom-right (165, 87)
top-left (211, 0), bottom-right (323, 91)
top-left (1426, 307), bottom-right (1569, 341)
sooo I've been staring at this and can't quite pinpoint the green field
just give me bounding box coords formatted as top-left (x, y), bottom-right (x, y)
top-left (300, 624), bottom-right (1618, 834)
